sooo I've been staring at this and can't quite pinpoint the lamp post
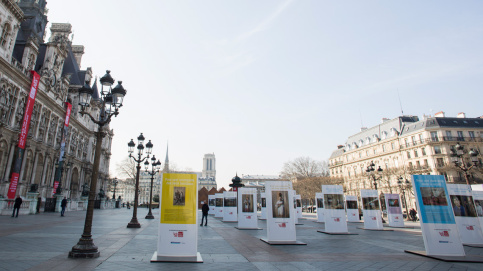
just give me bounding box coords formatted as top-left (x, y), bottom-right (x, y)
top-left (69, 70), bottom-right (126, 258)
top-left (54, 158), bottom-right (72, 195)
top-left (127, 133), bottom-right (153, 228)
top-left (366, 161), bottom-right (383, 190)
top-left (397, 177), bottom-right (410, 220)
top-left (450, 142), bottom-right (480, 186)
top-left (112, 178), bottom-right (119, 200)
top-left (144, 155), bottom-right (161, 219)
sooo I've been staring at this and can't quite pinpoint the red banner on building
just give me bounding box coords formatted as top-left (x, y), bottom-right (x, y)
top-left (7, 71), bottom-right (40, 199)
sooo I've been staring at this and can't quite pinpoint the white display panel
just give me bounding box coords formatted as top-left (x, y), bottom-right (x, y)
top-left (412, 175), bottom-right (465, 256)
top-left (472, 190), bottom-right (483, 235)
top-left (345, 195), bottom-right (359, 222)
top-left (237, 188), bottom-right (258, 229)
top-left (223, 191), bottom-right (237, 222)
top-left (265, 181), bottom-right (296, 242)
top-left (360, 189), bottom-right (383, 230)
top-left (295, 194), bottom-right (302, 219)
top-left (214, 193), bottom-right (224, 218)
top-left (156, 173), bottom-right (198, 259)
top-left (322, 185), bottom-right (348, 233)
top-left (385, 194), bottom-right (405, 227)
top-left (447, 184), bottom-right (483, 246)
top-left (316, 192), bottom-right (325, 222)
top-left (208, 194), bottom-right (215, 215)
top-left (260, 193), bottom-right (267, 220)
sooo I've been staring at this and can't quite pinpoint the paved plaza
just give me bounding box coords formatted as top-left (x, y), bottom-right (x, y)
top-left (1, 208), bottom-right (483, 271)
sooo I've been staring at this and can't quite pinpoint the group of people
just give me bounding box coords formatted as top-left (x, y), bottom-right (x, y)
top-left (12, 196), bottom-right (68, 217)
top-left (409, 208), bottom-right (418, 222)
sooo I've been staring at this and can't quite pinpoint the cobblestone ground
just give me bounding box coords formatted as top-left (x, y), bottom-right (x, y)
top-left (1, 208), bottom-right (483, 270)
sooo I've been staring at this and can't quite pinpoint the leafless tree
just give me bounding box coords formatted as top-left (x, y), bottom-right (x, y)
top-left (115, 157), bottom-right (137, 179)
top-left (281, 157), bottom-right (328, 179)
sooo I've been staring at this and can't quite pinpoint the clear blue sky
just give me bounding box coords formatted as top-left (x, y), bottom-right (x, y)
top-left (46, 0), bottom-right (483, 189)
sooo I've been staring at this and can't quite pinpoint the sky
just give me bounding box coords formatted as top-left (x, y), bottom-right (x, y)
top-left (45, 0), bottom-right (483, 189)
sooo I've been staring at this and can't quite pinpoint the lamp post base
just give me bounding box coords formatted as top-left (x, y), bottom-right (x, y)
top-left (68, 237), bottom-right (100, 258)
top-left (145, 213), bottom-right (154, 219)
top-left (127, 218), bottom-right (141, 228)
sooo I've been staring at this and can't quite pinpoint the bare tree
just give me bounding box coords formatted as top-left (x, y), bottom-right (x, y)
top-left (293, 176), bottom-right (344, 201)
top-left (116, 157), bottom-right (137, 179)
top-left (281, 157), bottom-right (328, 179)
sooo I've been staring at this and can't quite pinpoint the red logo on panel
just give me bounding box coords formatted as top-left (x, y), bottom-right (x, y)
top-left (173, 231), bottom-right (184, 237)
top-left (371, 217), bottom-right (377, 220)
top-left (334, 218), bottom-right (340, 222)
top-left (439, 231), bottom-right (449, 237)
top-left (278, 223), bottom-right (286, 228)
top-left (466, 226), bottom-right (474, 231)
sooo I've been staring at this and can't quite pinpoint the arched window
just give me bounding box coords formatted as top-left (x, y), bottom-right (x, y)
top-left (0, 23), bottom-right (11, 48)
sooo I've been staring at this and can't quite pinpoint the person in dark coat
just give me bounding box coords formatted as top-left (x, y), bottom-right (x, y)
top-left (61, 197), bottom-right (68, 216)
top-left (201, 201), bottom-right (209, 226)
top-left (12, 195), bottom-right (22, 217)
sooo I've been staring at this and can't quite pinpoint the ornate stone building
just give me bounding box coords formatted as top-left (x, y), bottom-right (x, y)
top-left (329, 113), bottom-right (483, 210)
top-left (0, 0), bottom-right (113, 200)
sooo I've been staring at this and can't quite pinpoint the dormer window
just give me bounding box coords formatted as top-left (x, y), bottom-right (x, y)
top-left (0, 23), bottom-right (11, 48)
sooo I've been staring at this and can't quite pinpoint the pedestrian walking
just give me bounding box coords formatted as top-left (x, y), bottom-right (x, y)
top-left (200, 201), bottom-right (209, 226)
top-left (12, 195), bottom-right (22, 217)
top-left (409, 208), bottom-right (417, 222)
top-left (61, 197), bottom-right (67, 216)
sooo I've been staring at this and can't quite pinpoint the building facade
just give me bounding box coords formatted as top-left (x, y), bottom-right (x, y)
top-left (0, 0), bottom-right (113, 201)
top-left (329, 113), bottom-right (483, 211)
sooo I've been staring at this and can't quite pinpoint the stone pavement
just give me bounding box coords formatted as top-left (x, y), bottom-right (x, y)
top-left (1, 209), bottom-right (483, 271)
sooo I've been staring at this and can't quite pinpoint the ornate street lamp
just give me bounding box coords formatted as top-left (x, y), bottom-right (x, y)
top-left (366, 161), bottom-right (383, 190)
top-left (397, 177), bottom-right (410, 220)
top-left (69, 70), bottom-right (126, 258)
top-left (127, 134), bottom-right (153, 228)
top-left (450, 142), bottom-right (480, 186)
top-left (112, 178), bottom-right (119, 201)
top-left (144, 155), bottom-right (161, 219)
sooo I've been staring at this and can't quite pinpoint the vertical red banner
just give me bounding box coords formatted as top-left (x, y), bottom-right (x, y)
top-left (7, 71), bottom-right (40, 199)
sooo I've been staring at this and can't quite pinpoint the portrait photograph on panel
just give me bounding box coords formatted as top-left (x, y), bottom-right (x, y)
top-left (261, 198), bottom-right (266, 208)
top-left (242, 194), bottom-right (254, 212)
top-left (475, 200), bottom-right (483, 217)
top-left (362, 197), bottom-right (380, 210)
top-left (420, 187), bottom-right (448, 206)
top-left (346, 200), bottom-right (358, 209)
top-left (272, 191), bottom-right (290, 218)
top-left (388, 199), bottom-right (400, 207)
top-left (173, 187), bottom-right (185, 206)
top-left (296, 198), bottom-right (301, 208)
top-left (209, 198), bottom-right (215, 206)
top-left (317, 198), bottom-right (324, 208)
top-left (216, 198), bottom-right (223, 207)
top-left (324, 194), bottom-right (345, 209)
top-left (450, 195), bottom-right (477, 217)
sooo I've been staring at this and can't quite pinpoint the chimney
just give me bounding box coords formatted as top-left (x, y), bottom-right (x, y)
top-left (434, 111), bottom-right (445, 118)
top-left (457, 112), bottom-right (466, 118)
top-left (72, 45), bottom-right (85, 69)
top-left (360, 127), bottom-right (367, 132)
top-left (337, 145), bottom-right (344, 149)
top-left (381, 118), bottom-right (390, 123)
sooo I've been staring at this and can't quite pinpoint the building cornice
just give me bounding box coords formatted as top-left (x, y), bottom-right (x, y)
top-left (2, 0), bottom-right (24, 21)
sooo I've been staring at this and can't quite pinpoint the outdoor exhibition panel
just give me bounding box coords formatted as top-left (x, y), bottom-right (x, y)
top-left (208, 195), bottom-right (215, 215)
top-left (473, 190), bottom-right (483, 234)
top-left (361, 189), bottom-right (383, 230)
top-left (153, 173), bottom-right (202, 262)
top-left (411, 175), bottom-right (465, 256)
top-left (345, 195), bottom-right (359, 222)
top-left (322, 185), bottom-right (348, 233)
top-left (295, 194), bottom-right (302, 219)
top-left (264, 181), bottom-right (297, 243)
top-left (447, 184), bottom-right (483, 246)
top-left (237, 187), bottom-right (259, 229)
top-left (385, 194), bottom-right (405, 227)
top-left (215, 193), bottom-right (224, 218)
top-left (260, 192), bottom-right (267, 220)
top-left (292, 191), bottom-right (299, 224)
top-left (316, 192), bottom-right (325, 222)
top-left (223, 191), bottom-right (237, 222)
